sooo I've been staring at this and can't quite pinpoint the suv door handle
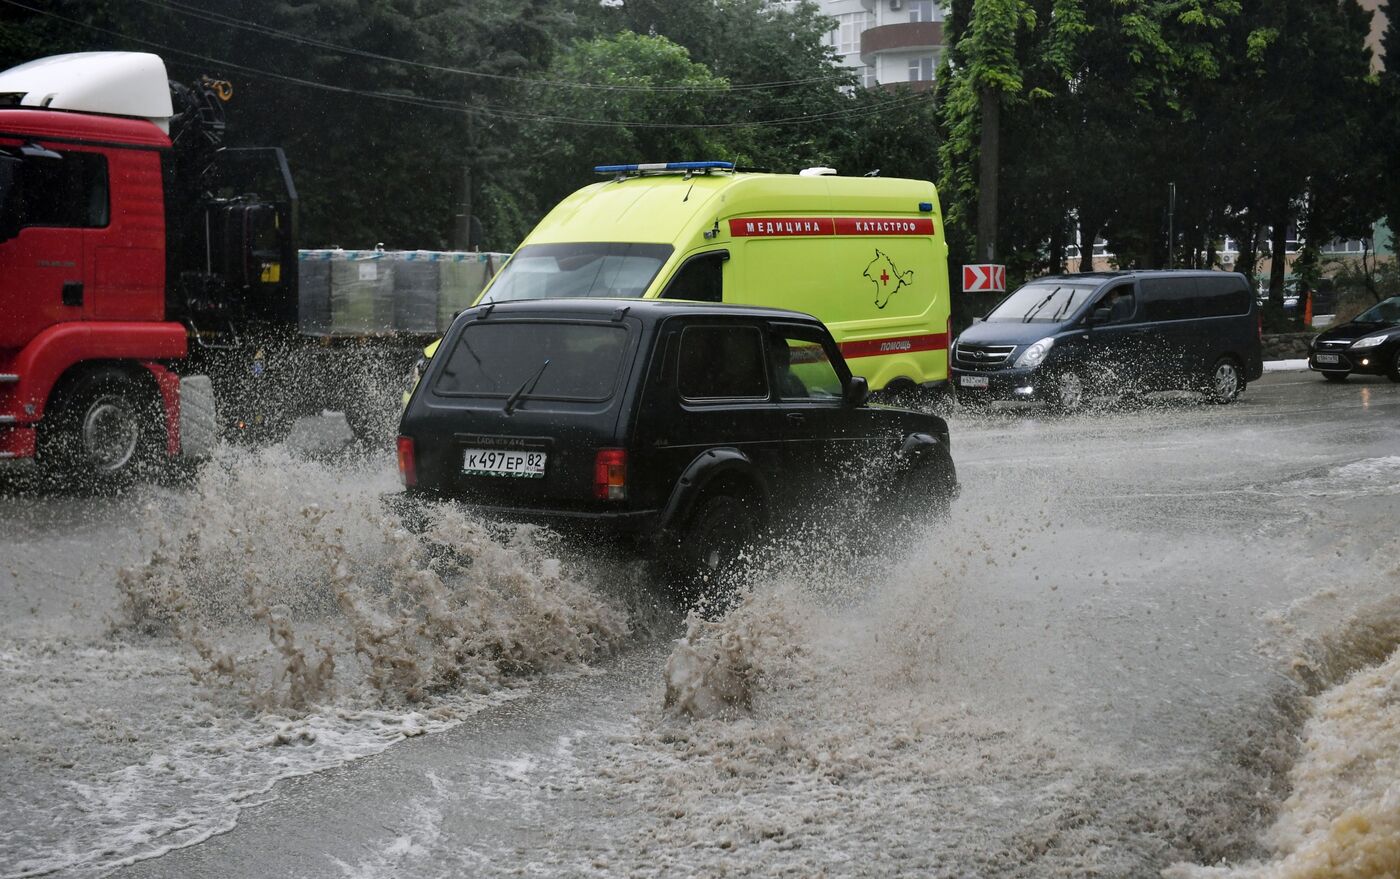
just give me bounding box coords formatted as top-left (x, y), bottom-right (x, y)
top-left (786, 411), bottom-right (805, 424)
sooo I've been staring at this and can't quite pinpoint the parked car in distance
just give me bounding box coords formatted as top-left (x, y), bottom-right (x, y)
top-left (394, 299), bottom-right (958, 596)
top-left (951, 270), bottom-right (1263, 411)
top-left (1308, 296), bottom-right (1400, 382)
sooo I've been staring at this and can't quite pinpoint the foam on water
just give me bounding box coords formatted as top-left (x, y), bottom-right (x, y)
top-left (1, 445), bottom-right (634, 878)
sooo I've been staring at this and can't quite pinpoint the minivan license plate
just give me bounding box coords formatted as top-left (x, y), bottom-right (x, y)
top-left (463, 449), bottom-right (546, 478)
top-left (1315, 354), bottom-right (1339, 364)
top-left (959, 375), bottom-right (990, 389)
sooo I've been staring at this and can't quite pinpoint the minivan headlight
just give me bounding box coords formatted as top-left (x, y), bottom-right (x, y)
top-left (1351, 334), bottom-right (1387, 349)
top-left (1015, 337), bottom-right (1055, 369)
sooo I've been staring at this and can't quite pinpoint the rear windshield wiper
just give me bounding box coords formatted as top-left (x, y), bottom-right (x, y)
top-left (504, 359), bottom-right (550, 415)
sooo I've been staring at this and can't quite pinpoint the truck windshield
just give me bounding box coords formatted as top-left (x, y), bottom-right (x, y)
top-left (434, 321), bottom-right (630, 400)
top-left (481, 243), bottom-right (673, 303)
top-left (984, 282), bottom-right (1101, 323)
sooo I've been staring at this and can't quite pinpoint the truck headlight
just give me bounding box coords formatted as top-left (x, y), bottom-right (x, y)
top-left (1015, 337), bottom-right (1055, 369)
top-left (1351, 335), bottom-right (1387, 349)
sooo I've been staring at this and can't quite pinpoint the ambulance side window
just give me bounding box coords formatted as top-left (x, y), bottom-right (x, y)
top-left (661, 250), bottom-right (727, 303)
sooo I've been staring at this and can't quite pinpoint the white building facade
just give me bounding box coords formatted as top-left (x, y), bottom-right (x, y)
top-left (824, 0), bottom-right (947, 91)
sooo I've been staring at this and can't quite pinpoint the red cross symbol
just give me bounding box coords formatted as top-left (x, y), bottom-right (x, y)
top-left (880, 270), bottom-right (890, 285)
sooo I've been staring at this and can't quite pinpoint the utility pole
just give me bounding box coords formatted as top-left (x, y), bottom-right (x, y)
top-left (976, 87), bottom-right (1000, 263)
top-left (1167, 182), bottom-right (1176, 269)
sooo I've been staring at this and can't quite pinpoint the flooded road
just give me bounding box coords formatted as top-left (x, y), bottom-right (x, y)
top-left (3, 371), bottom-right (1398, 878)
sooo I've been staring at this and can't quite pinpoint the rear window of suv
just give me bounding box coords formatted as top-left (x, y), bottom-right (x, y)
top-left (434, 321), bottom-right (630, 400)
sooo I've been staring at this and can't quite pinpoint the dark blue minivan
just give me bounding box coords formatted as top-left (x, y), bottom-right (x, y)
top-left (952, 270), bottom-right (1263, 411)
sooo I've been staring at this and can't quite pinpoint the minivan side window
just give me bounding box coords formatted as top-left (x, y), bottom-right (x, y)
top-left (677, 325), bottom-right (769, 400)
top-left (1141, 278), bottom-right (1198, 322)
top-left (661, 251), bottom-right (727, 303)
top-left (1197, 276), bottom-right (1250, 317)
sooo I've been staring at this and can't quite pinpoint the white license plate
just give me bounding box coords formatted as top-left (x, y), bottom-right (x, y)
top-left (463, 448), bottom-right (546, 478)
top-left (1315, 354), bottom-right (1339, 364)
top-left (959, 375), bottom-right (990, 389)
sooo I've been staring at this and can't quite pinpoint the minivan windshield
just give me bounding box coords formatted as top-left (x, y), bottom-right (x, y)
top-left (984, 282), bottom-right (1101, 323)
top-left (1354, 297), bottom-right (1400, 325)
top-left (481, 242), bottom-right (673, 303)
top-left (434, 321), bottom-right (630, 400)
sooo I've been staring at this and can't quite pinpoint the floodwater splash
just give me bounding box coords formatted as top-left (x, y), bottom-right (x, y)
top-left (1168, 601), bottom-right (1400, 879)
top-left (0, 445), bottom-right (636, 879)
top-left (113, 446), bottom-right (631, 710)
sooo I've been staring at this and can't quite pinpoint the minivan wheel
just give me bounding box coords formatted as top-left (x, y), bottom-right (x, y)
top-left (677, 493), bottom-right (758, 606)
top-left (1053, 372), bottom-right (1085, 414)
top-left (1322, 371), bottom-right (1350, 383)
top-left (1207, 358), bottom-right (1243, 404)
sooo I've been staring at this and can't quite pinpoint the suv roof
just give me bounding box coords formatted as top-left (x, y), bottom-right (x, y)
top-left (456, 297), bottom-right (822, 326)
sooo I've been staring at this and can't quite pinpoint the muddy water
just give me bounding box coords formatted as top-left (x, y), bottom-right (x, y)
top-left (4, 381), bottom-right (1400, 878)
top-left (1, 446), bottom-right (640, 878)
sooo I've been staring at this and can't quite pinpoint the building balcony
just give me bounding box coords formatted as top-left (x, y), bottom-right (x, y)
top-left (859, 21), bottom-right (943, 65)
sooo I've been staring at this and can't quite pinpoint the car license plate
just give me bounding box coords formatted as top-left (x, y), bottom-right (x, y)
top-left (463, 448), bottom-right (546, 478)
top-left (959, 375), bottom-right (990, 388)
top-left (1315, 354), bottom-right (1339, 364)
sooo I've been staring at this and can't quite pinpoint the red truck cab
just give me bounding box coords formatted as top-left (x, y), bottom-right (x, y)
top-left (0, 54), bottom-right (210, 480)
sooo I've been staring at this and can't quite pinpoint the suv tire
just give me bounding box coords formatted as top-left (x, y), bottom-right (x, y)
top-left (677, 492), bottom-right (758, 603)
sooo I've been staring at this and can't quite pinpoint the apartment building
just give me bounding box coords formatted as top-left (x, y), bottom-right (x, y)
top-left (824, 0), bottom-right (947, 91)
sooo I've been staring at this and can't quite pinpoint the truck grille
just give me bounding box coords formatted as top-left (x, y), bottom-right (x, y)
top-left (954, 344), bottom-right (1017, 369)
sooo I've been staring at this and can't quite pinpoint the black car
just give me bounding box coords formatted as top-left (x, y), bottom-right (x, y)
top-left (395, 299), bottom-right (957, 590)
top-left (953, 271), bottom-right (1263, 411)
top-left (1308, 296), bottom-right (1400, 382)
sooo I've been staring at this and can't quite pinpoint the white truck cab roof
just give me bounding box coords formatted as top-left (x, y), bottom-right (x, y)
top-left (0, 52), bottom-right (173, 131)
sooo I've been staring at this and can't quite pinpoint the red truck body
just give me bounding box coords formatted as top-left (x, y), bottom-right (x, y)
top-left (0, 108), bottom-right (190, 462)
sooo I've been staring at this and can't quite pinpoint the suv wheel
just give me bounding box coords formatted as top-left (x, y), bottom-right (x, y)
top-left (677, 493), bottom-right (758, 603)
top-left (1206, 357), bottom-right (1243, 404)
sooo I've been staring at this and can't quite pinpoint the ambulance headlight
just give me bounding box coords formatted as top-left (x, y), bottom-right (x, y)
top-left (1015, 337), bottom-right (1055, 369)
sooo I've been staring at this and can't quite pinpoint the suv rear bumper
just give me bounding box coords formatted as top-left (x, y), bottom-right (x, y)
top-left (384, 490), bottom-right (658, 538)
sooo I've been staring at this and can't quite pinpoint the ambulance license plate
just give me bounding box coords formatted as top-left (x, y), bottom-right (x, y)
top-left (959, 375), bottom-right (990, 389)
top-left (1315, 354), bottom-right (1339, 364)
top-left (463, 449), bottom-right (546, 478)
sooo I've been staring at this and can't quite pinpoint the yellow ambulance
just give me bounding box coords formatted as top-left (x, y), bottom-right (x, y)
top-left (427, 162), bottom-right (950, 400)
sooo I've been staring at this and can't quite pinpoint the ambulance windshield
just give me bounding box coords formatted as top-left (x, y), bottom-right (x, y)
top-left (482, 242), bottom-right (673, 303)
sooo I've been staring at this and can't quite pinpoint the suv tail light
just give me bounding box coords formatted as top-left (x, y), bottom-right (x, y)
top-left (594, 448), bottom-right (627, 500)
top-left (397, 435), bottom-right (417, 487)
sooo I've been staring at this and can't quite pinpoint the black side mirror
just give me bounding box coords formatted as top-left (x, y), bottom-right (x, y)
top-left (844, 375), bottom-right (869, 408)
top-left (0, 154), bottom-right (22, 243)
top-left (1088, 307), bottom-right (1111, 325)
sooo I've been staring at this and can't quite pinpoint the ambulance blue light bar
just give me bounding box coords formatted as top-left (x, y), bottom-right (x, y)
top-left (594, 161), bottom-right (735, 174)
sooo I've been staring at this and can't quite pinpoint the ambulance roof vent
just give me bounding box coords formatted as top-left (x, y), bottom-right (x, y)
top-left (0, 53), bottom-right (174, 129)
top-left (593, 161), bottom-right (735, 176)
top-left (799, 166), bottom-right (838, 176)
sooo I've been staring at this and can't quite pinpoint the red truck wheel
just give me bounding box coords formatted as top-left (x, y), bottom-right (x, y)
top-left (39, 368), bottom-right (158, 488)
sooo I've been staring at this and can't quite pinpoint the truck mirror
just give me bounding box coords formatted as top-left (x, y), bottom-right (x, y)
top-left (1088, 307), bottom-right (1111, 325)
top-left (0, 155), bottom-right (22, 243)
top-left (843, 375), bottom-right (869, 408)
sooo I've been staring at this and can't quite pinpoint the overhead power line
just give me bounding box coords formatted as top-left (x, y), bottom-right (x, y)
top-left (133, 0), bottom-right (852, 95)
top-left (2, 0), bottom-right (931, 130)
